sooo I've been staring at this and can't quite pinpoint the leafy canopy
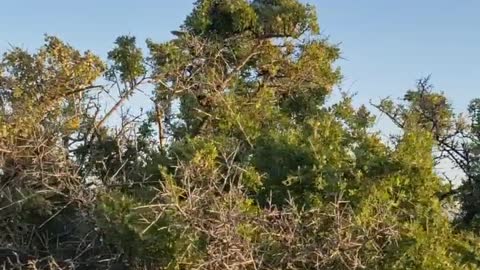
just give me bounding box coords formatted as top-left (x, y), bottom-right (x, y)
top-left (1, 1), bottom-right (480, 269)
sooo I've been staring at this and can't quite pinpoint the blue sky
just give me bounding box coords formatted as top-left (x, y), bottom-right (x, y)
top-left (1, 0), bottom-right (479, 114)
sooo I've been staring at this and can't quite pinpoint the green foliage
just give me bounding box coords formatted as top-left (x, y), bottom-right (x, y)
top-left (95, 192), bottom-right (196, 267)
top-left (185, 0), bottom-right (318, 39)
top-left (186, 0), bottom-right (258, 37)
top-left (2, 1), bottom-right (480, 269)
top-left (107, 35), bottom-right (146, 84)
top-left (0, 35), bottom-right (105, 137)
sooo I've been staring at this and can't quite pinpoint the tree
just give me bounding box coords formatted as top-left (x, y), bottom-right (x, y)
top-left (0, 36), bottom-right (106, 265)
top-left (1, 1), bottom-right (480, 269)
top-left (96, 1), bottom-right (480, 269)
top-left (375, 77), bottom-right (480, 233)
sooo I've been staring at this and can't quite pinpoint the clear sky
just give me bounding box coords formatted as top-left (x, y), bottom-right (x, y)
top-left (1, 0), bottom-right (479, 114)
